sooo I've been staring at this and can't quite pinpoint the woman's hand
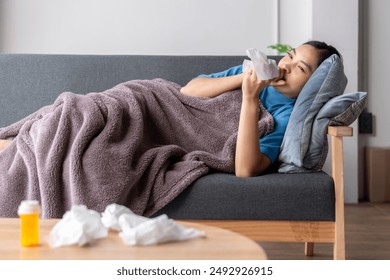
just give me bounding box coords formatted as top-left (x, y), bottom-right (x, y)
top-left (241, 68), bottom-right (270, 100)
top-left (242, 67), bottom-right (287, 98)
top-left (270, 67), bottom-right (287, 87)
top-left (235, 67), bottom-right (272, 177)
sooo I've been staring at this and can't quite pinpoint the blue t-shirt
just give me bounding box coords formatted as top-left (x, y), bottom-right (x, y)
top-left (199, 65), bottom-right (296, 163)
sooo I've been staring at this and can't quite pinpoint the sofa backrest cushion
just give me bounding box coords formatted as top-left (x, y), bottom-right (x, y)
top-left (0, 54), bottom-right (251, 127)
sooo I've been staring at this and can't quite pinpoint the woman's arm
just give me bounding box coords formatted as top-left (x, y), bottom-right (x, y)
top-left (235, 70), bottom-right (271, 177)
top-left (180, 74), bottom-right (244, 98)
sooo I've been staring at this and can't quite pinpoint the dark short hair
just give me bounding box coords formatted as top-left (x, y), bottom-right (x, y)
top-left (303, 40), bottom-right (341, 67)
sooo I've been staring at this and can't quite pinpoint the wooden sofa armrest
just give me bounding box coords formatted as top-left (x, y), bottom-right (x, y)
top-left (328, 126), bottom-right (353, 137)
top-left (327, 125), bottom-right (352, 260)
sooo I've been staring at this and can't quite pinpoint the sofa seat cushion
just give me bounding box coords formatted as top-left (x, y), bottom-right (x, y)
top-left (155, 172), bottom-right (335, 221)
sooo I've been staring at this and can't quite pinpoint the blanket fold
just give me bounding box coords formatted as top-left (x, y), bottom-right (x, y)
top-left (0, 79), bottom-right (273, 218)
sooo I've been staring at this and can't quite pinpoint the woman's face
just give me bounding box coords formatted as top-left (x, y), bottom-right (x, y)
top-left (272, 44), bottom-right (320, 99)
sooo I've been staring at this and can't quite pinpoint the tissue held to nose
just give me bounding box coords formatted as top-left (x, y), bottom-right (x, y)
top-left (243, 48), bottom-right (279, 80)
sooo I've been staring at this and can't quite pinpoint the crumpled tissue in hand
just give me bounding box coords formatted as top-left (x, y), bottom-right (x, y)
top-left (243, 48), bottom-right (279, 80)
top-left (101, 203), bottom-right (206, 246)
top-left (49, 205), bottom-right (108, 248)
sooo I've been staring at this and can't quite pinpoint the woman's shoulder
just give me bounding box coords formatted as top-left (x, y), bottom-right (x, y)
top-left (198, 65), bottom-right (243, 78)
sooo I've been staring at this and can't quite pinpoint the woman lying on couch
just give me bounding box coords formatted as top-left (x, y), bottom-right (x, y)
top-left (181, 40), bottom-right (340, 177)
top-left (0, 41), bottom-right (341, 177)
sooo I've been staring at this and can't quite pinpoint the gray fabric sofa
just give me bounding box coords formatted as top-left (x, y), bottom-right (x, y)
top-left (0, 54), bottom-right (350, 259)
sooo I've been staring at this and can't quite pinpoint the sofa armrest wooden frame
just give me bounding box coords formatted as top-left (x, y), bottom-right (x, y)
top-left (187, 126), bottom-right (353, 260)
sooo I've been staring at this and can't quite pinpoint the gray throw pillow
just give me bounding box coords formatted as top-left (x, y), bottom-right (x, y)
top-left (278, 54), bottom-right (348, 173)
top-left (301, 91), bottom-right (367, 170)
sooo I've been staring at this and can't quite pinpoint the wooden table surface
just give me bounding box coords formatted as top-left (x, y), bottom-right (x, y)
top-left (0, 218), bottom-right (267, 260)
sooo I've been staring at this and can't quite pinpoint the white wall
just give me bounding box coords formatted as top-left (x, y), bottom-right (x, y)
top-left (362, 0), bottom-right (390, 147)
top-left (358, 0), bottom-right (390, 199)
top-left (0, 0), bottom-right (276, 55)
top-left (279, 0), bottom-right (312, 47)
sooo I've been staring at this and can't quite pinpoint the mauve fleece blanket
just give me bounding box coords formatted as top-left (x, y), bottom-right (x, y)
top-left (0, 79), bottom-right (273, 218)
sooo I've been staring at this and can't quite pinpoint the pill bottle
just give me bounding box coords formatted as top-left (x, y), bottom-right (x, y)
top-left (17, 200), bottom-right (41, 247)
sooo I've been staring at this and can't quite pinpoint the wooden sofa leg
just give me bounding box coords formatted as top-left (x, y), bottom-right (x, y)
top-left (328, 126), bottom-right (351, 260)
top-left (334, 237), bottom-right (346, 260)
top-left (305, 242), bottom-right (314, 256)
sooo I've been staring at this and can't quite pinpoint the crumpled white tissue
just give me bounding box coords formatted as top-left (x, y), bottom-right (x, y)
top-left (101, 203), bottom-right (144, 231)
top-left (101, 203), bottom-right (205, 246)
top-left (243, 48), bottom-right (279, 80)
top-left (49, 205), bottom-right (108, 248)
top-left (118, 213), bottom-right (206, 246)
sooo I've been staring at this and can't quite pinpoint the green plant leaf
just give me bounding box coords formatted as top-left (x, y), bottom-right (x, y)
top-left (267, 44), bottom-right (293, 54)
